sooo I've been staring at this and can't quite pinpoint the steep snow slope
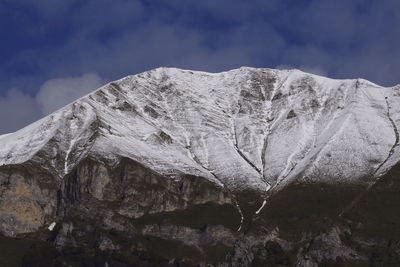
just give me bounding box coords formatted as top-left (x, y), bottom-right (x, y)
top-left (0, 67), bottom-right (399, 197)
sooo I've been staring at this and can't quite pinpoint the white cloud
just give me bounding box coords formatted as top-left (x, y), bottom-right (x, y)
top-left (276, 64), bottom-right (327, 77)
top-left (298, 66), bottom-right (327, 77)
top-left (36, 73), bottom-right (104, 114)
top-left (276, 64), bottom-right (294, 70)
top-left (0, 72), bottom-right (104, 134)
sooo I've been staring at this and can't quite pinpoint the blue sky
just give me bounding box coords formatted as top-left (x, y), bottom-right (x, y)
top-left (0, 0), bottom-right (399, 133)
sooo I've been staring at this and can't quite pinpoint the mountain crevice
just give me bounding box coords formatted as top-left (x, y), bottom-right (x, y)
top-left (232, 120), bottom-right (262, 175)
top-left (373, 96), bottom-right (399, 176)
top-left (260, 129), bottom-right (269, 183)
top-left (185, 142), bottom-right (244, 232)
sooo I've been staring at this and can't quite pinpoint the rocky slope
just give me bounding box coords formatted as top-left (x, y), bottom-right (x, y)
top-left (0, 67), bottom-right (400, 266)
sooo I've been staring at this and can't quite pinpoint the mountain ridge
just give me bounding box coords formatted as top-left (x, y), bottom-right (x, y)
top-left (0, 67), bottom-right (398, 187)
top-left (1, 67), bottom-right (400, 266)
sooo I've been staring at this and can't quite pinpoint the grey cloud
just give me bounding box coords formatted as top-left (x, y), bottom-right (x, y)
top-left (4, 0), bottom-right (400, 87)
top-left (35, 18), bottom-right (287, 78)
top-left (0, 89), bottom-right (42, 134)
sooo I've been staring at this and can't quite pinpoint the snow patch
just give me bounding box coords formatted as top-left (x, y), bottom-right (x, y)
top-left (255, 200), bottom-right (267, 215)
top-left (48, 222), bottom-right (56, 231)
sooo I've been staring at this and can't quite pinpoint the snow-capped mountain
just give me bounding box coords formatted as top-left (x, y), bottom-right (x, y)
top-left (1, 67), bottom-right (399, 192)
top-left (1, 67), bottom-right (400, 266)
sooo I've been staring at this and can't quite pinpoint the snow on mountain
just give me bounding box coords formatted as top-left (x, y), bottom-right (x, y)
top-left (0, 67), bottom-right (399, 198)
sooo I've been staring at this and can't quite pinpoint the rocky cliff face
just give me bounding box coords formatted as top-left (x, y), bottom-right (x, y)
top-left (0, 67), bottom-right (400, 266)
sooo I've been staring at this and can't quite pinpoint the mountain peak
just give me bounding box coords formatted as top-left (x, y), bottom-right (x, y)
top-left (1, 67), bottom-right (400, 265)
top-left (0, 67), bottom-right (399, 193)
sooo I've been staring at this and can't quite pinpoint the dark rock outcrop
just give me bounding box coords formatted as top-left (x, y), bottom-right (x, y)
top-left (0, 158), bottom-right (400, 266)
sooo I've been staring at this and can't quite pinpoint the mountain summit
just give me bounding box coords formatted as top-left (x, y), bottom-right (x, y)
top-left (1, 67), bottom-right (400, 266)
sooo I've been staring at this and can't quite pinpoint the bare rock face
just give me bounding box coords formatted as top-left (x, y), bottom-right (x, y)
top-left (0, 67), bottom-right (400, 266)
top-left (0, 165), bottom-right (57, 237)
